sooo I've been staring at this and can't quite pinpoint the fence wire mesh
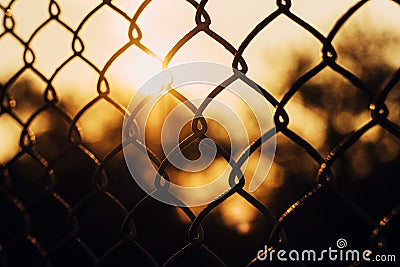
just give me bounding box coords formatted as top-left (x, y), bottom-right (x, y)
top-left (0, 0), bottom-right (399, 266)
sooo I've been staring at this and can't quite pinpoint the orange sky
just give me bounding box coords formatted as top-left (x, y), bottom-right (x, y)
top-left (1, 0), bottom-right (399, 233)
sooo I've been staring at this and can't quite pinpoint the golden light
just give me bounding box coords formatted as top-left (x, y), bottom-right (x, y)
top-left (1, 0), bottom-right (399, 234)
top-left (219, 195), bottom-right (257, 235)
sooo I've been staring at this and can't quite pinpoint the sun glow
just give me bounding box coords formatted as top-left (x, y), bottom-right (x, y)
top-left (1, 0), bottom-right (399, 234)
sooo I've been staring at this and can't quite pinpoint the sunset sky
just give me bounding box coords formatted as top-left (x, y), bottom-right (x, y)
top-left (1, 0), bottom-right (399, 233)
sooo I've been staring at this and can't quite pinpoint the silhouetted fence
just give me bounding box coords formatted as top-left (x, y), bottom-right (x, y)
top-left (0, 0), bottom-right (399, 266)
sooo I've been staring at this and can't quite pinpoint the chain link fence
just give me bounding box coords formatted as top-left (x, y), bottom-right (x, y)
top-left (0, 0), bottom-right (399, 266)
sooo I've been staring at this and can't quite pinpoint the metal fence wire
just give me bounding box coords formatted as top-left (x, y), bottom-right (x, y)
top-left (0, 0), bottom-right (399, 266)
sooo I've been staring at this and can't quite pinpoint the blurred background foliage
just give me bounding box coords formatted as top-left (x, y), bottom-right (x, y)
top-left (0, 0), bottom-right (399, 266)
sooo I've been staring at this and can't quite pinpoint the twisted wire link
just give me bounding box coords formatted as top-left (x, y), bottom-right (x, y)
top-left (0, 0), bottom-right (399, 266)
